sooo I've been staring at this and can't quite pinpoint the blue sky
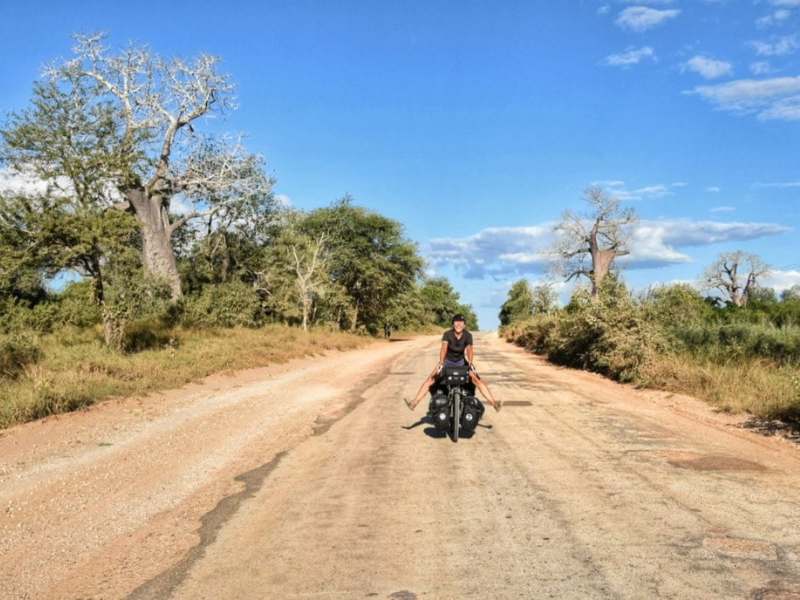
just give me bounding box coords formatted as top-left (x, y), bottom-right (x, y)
top-left (1, 0), bottom-right (798, 328)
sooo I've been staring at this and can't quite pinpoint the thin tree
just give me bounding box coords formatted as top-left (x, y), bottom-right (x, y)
top-left (701, 250), bottom-right (769, 307)
top-left (554, 186), bottom-right (637, 299)
top-left (290, 233), bottom-right (327, 332)
top-left (531, 283), bottom-right (558, 315)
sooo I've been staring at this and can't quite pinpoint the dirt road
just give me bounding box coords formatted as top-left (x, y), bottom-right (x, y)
top-left (1, 333), bottom-right (799, 599)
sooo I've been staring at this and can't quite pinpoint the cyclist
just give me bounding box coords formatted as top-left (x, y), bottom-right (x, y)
top-left (406, 314), bottom-right (501, 412)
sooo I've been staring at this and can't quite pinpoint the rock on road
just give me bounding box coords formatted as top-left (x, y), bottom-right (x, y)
top-left (1, 333), bottom-right (799, 599)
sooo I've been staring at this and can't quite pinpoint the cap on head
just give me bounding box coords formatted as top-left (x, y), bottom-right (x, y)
top-left (451, 314), bottom-right (465, 324)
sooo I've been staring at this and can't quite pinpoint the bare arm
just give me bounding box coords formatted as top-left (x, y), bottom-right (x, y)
top-left (466, 344), bottom-right (474, 366)
top-left (439, 341), bottom-right (448, 365)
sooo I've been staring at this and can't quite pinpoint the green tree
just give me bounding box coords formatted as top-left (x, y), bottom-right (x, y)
top-left (419, 277), bottom-right (478, 330)
top-left (0, 189), bottom-right (142, 345)
top-left (499, 280), bottom-right (534, 326)
top-left (301, 198), bottom-right (423, 333)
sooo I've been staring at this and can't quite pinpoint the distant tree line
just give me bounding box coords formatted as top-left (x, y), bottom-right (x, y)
top-left (0, 34), bottom-right (476, 351)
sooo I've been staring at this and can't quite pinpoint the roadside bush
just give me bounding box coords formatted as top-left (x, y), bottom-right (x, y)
top-left (55, 281), bottom-right (102, 328)
top-left (505, 281), bottom-right (664, 384)
top-left (503, 280), bottom-right (800, 421)
top-left (676, 322), bottom-right (800, 364)
top-left (0, 333), bottom-right (42, 378)
top-left (183, 281), bottom-right (263, 328)
top-left (0, 298), bottom-right (58, 333)
top-left (120, 319), bottom-right (176, 353)
top-left (0, 282), bottom-right (102, 334)
top-left (643, 284), bottom-right (713, 332)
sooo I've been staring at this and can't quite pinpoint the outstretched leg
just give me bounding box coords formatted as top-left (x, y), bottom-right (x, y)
top-left (470, 371), bottom-right (501, 411)
top-left (407, 364), bottom-right (439, 410)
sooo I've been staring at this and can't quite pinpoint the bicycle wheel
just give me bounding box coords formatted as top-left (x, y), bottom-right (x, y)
top-left (452, 391), bottom-right (460, 442)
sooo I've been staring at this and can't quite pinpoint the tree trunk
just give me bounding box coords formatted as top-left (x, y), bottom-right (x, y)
top-left (302, 295), bottom-right (309, 332)
top-left (101, 304), bottom-right (125, 351)
top-left (731, 289), bottom-right (745, 307)
top-left (219, 233), bottom-right (231, 282)
top-left (350, 303), bottom-right (359, 332)
top-left (126, 189), bottom-right (182, 299)
top-left (590, 249), bottom-right (616, 299)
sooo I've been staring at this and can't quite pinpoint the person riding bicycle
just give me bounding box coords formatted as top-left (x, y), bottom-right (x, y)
top-left (405, 314), bottom-right (501, 411)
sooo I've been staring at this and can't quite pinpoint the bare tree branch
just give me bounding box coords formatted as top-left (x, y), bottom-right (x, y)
top-left (701, 251), bottom-right (770, 307)
top-left (552, 186), bottom-right (637, 297)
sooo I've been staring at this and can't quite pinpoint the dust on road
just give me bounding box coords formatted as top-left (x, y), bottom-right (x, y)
top-left (1, 333), bottom-right (799, 599)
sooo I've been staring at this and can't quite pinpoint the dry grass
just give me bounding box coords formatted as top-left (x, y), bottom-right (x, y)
top-left (643, 354), bottom-right (800, 420)
top-left (389, 324), bottom-right (442, 338)
top-left (503, 319), bottom-right (800, 422)
top-left (0, 325), bottom-right (369, 430)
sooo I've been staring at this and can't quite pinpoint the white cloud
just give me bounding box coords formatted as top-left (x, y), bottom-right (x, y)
top-left (0, 167), bottom-right (125, 203)
top-left (604, 46), bottom-right (656, 67)
top-left (684, 55), bottom-right (733, 79)
top-left (754, 181), bottom-right (800, 188)
top-left (706, 186), bottom-right (721, 193)
top-left (0, 168), bottom-right (67, 196)
top-left (598, 4), bottom-right (611, 15)
top-left (750, 61), bottom-right (775, 75)
top-left (763, 269), bottom-right (800, 292)
top-left (710, 206), bottom-right (735, 213)
top-left (749, 35), bottom-right (798, 56)
top-left (275, 193), bottom-right (292, 207)
top-left (671, 182), bottom-right (688, 188)
top-left (759, 95), bottom-right (800, 119)
top-left (591, 181), bottom-right (673, 200)
top-left (615, 6), bottom-right (681, 32)
top-left (771, 0), bottom-right (800, 7)
top-left (757, 9), bottom-right (792, 28)
top-left (426, 219), bottom-right (790, 279)
top-left (168, 194), bottom-right (194, 216)
top-left (592, 180), bottom-right (626, 188)
top-left (687, 76), bottom-right (800, 121)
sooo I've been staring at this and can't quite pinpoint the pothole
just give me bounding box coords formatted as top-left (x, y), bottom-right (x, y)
top-left (388, 591), bottom-right (417, 600)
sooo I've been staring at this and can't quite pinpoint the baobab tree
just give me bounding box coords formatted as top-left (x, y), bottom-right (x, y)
top-left (553, 186), bottom-right (637, 298)
top-left (702, 250), bottom-right (769, 307)
top-left (1, 33), bottom-right (272, 299)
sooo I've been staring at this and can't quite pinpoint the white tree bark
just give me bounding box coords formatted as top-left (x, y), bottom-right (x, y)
top-left (553, 186), bottom-right (637, 299)
top-left (702, 251), bottom-right (769, 307)
top-left (290, 234), bottom-right (327, 332)
top-left (51, 34), bottom-right (271, 299)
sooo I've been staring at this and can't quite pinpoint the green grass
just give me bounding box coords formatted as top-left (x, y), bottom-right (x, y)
top-left (0, 325), bottom-right (369, 430)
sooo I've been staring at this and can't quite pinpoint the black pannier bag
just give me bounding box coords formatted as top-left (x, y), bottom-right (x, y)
top-left (460, 395), bottom-right (484, 431)
top-left (442, 365), bottom-right (469, 385)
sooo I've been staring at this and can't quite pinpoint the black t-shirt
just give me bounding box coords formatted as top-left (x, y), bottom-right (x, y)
top-left (442, 329), bottom-right (473, 362)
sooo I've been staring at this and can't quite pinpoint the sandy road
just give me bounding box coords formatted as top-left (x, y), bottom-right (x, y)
top-left (2, 333), bottom-right (800, 599)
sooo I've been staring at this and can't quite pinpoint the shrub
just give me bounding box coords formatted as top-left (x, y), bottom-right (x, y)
top-left (0, 298), bottom-right (58, 333)
top-left (504, 280), bottom-right (800, 421)
top-left (183, 281), bottom-right (264, 328)
top-left (674, 322), bottom-right (800, 364)
top-left (55, 281), bottom-right (102, 328)
top-left (0, 333), bottom-right (42, 378)
top-left (643, 284), bottom-right (713, 331)
top-left (120, 319), bottom-right (176, 353)
top-left (505, 281), bottom-right (664, 384)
